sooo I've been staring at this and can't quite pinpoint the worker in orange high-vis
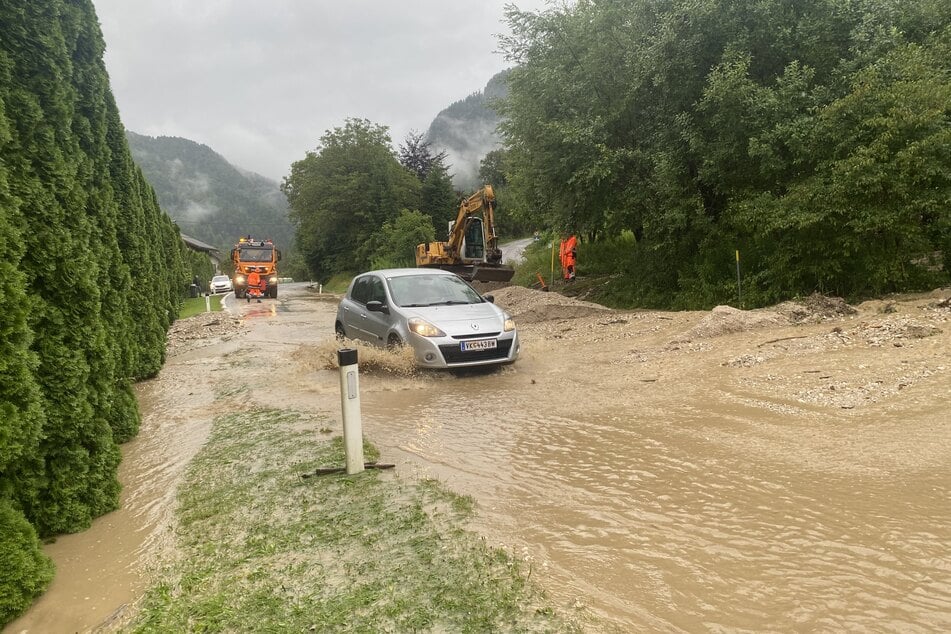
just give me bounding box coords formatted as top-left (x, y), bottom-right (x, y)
top-left (246, 269), bottom-right (264, 302)
top-left (560, 234), bottom-right (578, 281)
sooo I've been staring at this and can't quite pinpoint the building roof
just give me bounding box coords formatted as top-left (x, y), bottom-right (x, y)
top-left (181, 233), bottom-right (220, 254)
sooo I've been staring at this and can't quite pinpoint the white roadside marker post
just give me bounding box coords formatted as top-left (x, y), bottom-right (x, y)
top-left (204, 291), bottom-right (211, 313)
top-left (337, 348), bottom-right (364, 475)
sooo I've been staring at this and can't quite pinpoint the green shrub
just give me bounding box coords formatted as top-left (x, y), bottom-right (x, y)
top-left (0, 502), bottom-right (53, 625)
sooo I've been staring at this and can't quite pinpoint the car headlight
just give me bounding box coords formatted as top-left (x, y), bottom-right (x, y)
top-left (269, 277), bottom-right (278, 284)
top-left (408, 317), bottom-right (445, 337)
top-left (504, 316), bottom-right (516, 332)
top-left (235, 275), bottom-right (246, 284)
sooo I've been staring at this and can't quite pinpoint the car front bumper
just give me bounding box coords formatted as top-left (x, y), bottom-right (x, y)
top-left (409, 330), bottom-right (519, 369)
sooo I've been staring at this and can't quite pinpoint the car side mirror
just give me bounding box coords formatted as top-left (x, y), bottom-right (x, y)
top-left (366, 300), bottom-right (388, 314)
top-left (484, 294), bottom-right (495, 303)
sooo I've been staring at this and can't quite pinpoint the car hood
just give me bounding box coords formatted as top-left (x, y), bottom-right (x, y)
top-left (400, 302), bottom-right (507, 334)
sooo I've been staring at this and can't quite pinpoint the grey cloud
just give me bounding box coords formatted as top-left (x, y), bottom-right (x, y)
top-left (93, 0), bottom-right (552, 180)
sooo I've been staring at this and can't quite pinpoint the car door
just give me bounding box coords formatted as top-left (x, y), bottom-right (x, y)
top-left (340, 276), bottom-right (372, 341)
top-left (361, 275), bottom-right (393, 345)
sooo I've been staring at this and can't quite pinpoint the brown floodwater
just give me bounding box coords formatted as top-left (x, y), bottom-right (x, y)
top-left (363, 384), bottom-right (951, 631)
top-left (7, 283), bottom-right (950, 632)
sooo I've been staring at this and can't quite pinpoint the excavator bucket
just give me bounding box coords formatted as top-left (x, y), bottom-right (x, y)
top-left (470, 264), bottom-right (516, 283)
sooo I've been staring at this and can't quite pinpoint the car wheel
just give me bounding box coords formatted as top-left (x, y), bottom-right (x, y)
top-left (269, 286), bottom-right (278, 298)
top-left (387, 334), bottom-right (403, 350)
top-left (335, 322), bottom-right (346, 340)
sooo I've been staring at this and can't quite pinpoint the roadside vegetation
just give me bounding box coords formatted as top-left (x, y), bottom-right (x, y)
top-left (496, 0), bottom-right (950, 308)
top-left (129, 409), bottom-right (580, 633)
top-left (1, 1), bottom-right (196, 623)
top-left (322, 273), bottom-right (355, 294)
top-left (179, 294), bottom-right (225, 319)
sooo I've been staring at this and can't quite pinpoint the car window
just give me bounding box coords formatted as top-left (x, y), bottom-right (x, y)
top-left (350, 277), bottom-right (370, 304)
top-left (367, 277), bottom-right (386, 304)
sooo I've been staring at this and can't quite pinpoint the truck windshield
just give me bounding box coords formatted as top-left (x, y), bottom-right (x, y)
top-left (239, 247), bottom-right (273, 262)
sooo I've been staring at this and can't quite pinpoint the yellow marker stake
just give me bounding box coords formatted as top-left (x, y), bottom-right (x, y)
top-left (735, 249), bottom-right (742, 307)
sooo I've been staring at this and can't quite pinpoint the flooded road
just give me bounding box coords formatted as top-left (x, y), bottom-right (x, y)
top-left (8, 283), bottom-right (950, 632)
top-left (351, 288), bottom-right (951, 631)
top-left (366, 387), bottom-right (950, 631)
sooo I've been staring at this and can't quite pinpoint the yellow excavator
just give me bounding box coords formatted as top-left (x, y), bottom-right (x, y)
top-left (415, 184), bottom-right (516, 283)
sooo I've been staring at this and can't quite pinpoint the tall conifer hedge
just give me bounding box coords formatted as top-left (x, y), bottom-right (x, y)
top-left (0, 1), bottom-right (188, 624)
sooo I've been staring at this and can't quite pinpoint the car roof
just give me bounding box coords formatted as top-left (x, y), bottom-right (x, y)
top-left (362, 268), bottom-right (456, 278)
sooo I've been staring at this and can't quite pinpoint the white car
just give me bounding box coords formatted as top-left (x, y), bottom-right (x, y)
top-left (209, 274), bottom-right (233, 294)
top-left (335, 268), bottom-right (519, 369)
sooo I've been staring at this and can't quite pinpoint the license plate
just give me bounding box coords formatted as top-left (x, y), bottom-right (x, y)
top-left (460, 338), bottom-right (497, 352)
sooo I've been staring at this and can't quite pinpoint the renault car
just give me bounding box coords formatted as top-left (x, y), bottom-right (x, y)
top-left (335, 268), bottom-right (518, 369)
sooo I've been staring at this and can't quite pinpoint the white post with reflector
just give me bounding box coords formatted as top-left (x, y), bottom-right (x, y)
top-left (337, 348), bottom-right (364, 474)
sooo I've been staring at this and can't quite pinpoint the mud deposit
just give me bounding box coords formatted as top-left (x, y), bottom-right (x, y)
top-left (9, 283), bottom-right (951, 632)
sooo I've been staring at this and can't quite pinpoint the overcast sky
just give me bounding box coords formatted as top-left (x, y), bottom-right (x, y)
top-left (91, 0), bottom-right (552, 182)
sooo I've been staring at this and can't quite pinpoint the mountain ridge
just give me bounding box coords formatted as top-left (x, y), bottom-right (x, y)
top-left (425, 70), bottom-right (508, 191)
top-left (126, 131), bottom-right (293, 253)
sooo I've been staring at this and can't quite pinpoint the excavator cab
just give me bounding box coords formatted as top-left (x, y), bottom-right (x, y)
top-left (460, 218), bottom-right (486, 260)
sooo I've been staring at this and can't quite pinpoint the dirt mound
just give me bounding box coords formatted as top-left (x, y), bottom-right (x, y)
top-left (678, 305), bottom-right (787, 341)
top-left (776, 293), bottom-right (857, 323)
top-left (490, 286), bottom-right (611, 323)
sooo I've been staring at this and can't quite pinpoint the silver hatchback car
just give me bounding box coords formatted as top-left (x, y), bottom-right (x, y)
top-left (209, 274), bottom-right (233, 294)
top-left (335, 268), bottom-right (519, 369)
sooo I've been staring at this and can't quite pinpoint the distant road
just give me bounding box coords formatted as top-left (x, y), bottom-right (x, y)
top-left (501, 237), bottom-right (534, 264)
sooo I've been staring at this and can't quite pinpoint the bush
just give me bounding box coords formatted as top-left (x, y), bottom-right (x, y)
top-left (0, 502), bottom-right (53, 625)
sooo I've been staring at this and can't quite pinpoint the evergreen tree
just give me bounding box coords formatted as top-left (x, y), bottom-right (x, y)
top-left (0, 0), bottom-right (188, 622)
top-left (0, 502), bottom-right (53, 624)
top-left (0, 49), bottom-right (52, 624)
top-left (398, 130), bottom-right (448, 182)
top-left (420, 161), bottom-right (457, 237)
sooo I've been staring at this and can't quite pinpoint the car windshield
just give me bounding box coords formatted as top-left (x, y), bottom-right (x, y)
top-left (212, 276), bottom-right (229, 282)
top-left (388, 273), bottom-right (483, 307)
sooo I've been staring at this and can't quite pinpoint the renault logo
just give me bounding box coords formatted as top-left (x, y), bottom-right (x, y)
top-left (470, 323), bottom-right (479, 330)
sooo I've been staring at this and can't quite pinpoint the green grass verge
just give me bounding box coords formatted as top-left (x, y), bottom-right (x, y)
top-left (512, 239), bottom-right (561, 290)
top-left (179, 294), bottom-right (224, 319)
top-left (128, 409), bottom-right (579, 633)
top-left (322, 273), bottom-right (353, 294)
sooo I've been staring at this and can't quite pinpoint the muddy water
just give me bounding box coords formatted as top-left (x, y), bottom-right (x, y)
top-left (8, 284), bottom-right (950, 632)
top-left (358, 347), bottom-right (951, 631)
top-left (7, 381), bottom-right (219, 633)
top-left (6, 319), bottom-right (244, 633)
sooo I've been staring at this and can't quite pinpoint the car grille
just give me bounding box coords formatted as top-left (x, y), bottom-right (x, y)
top-left (451, 332), bottom-right (501, 339)
top-left (439, 339), bottom-right (513, 364)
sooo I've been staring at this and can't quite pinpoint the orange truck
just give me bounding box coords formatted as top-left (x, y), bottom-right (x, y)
top-left (231, 236), bottom-right (281, 298)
